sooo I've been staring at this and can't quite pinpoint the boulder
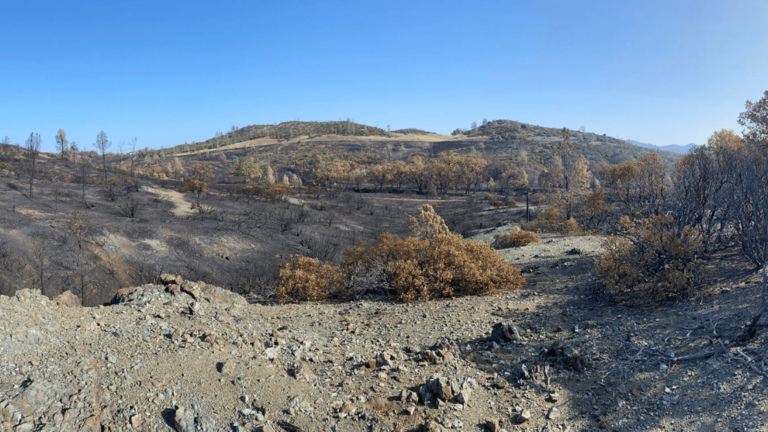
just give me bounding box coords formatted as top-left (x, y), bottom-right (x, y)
top-left (53, 290), bottom-right (81, 307)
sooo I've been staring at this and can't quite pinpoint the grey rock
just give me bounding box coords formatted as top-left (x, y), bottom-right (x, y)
top-left (516, 409), bottom-right (531, 424)
top-left (172, 406), bottom-right (195, 432)
top-left (547, 407), bottom-right (560, 420)
top-left (491, 322), bottom-right (522, 342)
top-left (485, 418), bottom-right (500, 432)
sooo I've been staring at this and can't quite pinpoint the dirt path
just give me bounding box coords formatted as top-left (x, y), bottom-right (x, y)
top-left (141, 185), bottom-right (195, 217)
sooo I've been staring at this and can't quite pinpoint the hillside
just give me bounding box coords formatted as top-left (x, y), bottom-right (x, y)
top-left (143, 120), bottom-right (680, 168)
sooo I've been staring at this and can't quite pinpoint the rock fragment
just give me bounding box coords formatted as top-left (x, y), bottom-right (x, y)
top-left (485, 418), bottom-right (500, 432)
top-left (516, 408), bottom-right (531, 424)
top-left (547, 406), bottom-right (560, 420)
top-left (130, 414), bottom-right (143, 428)
top-left (219, 360), bottom-right (236, 374)
top-left (491, 322), bottom-right (522, 342)
top-left (53, 290), bottom-right (82, 307)
top-left (173, 406), bottom-right (195, 432)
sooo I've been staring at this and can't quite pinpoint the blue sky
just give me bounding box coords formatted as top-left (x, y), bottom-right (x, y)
top-left (2, 0), bottom-right (767, 152)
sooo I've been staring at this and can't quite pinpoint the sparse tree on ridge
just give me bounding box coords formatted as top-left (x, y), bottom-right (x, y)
top-left (94, 130), bottom-right (111, 183)
top-left (55, 129), bottom-right (68, 160)
top-left (2, 136), bottom-right (11, 159)
top-left (25, 132), bottom-right (41, 198)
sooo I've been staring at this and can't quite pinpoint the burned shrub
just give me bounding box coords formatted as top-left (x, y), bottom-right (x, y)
top-left (523, 205), bottom-right (561, 232)
top-left (274, 255), bottom-right (347, 303)
top-left (343, 233), bottom-right (526, 302)
top-left (492, 226), bottom-right (540, 249)
top-left (558, 217), bottom-right (581, 236)
top-left (276, 204), bottom-right (526, 303)
top-left (595, 216), bottom-right (704, 304)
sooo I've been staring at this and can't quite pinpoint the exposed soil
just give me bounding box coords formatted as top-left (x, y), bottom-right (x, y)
top-left (1, 233), bottom-right (768, 432)
top-left (141, 186), bottom-right (195, 218)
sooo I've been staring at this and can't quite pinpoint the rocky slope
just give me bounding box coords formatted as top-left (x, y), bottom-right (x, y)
top-left (1, 234), bottom-right (767, 432)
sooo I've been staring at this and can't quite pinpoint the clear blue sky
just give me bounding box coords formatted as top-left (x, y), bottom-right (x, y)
top-left (2, 0), bottom-right (767, 152)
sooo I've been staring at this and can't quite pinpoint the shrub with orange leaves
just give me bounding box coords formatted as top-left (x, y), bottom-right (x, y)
top-left (595, 215), bottom-right (704, 304)
top-left (178, 179), bottom-right (209, 197)
top-left (492, 226), bottom-right (540, 249)
top-left (274, 255), bottom-right (347, 303)
top-left (343, 231), bottom-right (526, 302)
top-left (558, 217), bottom-right (580, 236)
top-left (281, 204), bottom-right (526, 303)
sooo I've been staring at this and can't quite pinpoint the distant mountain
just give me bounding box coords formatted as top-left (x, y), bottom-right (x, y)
top-left (628, 140), bottom-right (698, 154)
top-left (456, 120), bottom-right (682, 165)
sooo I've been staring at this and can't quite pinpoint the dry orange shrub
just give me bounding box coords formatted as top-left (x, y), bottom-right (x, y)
top-left (178, 179), bottom-right (209, 195)
top-left (558, 217), bottom-right (580, 236)
top-left (343, 232), bottom-right (526, 302)
top-left (492, 226), bottom-right (540, 249)
top-left (523, 205), bottom-right (561, 232)
top-left (408, 204), bottom-right (451, 239)
top-left (595, 215), bottom-right (704, 304)
top-left (274, 255), bottom-right (347, 303)
top-left (278, 204), bottom-right (526, 303)
top-left (239, 184), bottom-right (288, 201)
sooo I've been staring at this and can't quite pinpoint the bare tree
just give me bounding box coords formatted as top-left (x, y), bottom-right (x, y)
top-left (672, 130), bottom-right (740, 251)
top-left (728, 91), bottom-right (768, 338)
top-left (127, 137), bottom-right (138, 186)
top-left (730, 144), bottom-right (768, 338)
top-left (66, 210), bottom-right (90, 305)
top-left (31, 237), bottom-right (53, 297)
top-left (25, 132), bottom-right (41, 198)
top-left (55, 129), bottom-right (68, 160)
top-left (77, 150), bottom-right (92, 205)
top-left (94, 130), bottom-right (111, 183)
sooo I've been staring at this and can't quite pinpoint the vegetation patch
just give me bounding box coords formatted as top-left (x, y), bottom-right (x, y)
top-left (492, 226), bottom-right (540, 249)
top-left (595, 216), bottom-right (704, 304)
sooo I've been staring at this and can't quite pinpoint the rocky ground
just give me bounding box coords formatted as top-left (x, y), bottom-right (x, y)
top-left (2, 233), bottom-right (768, 432)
